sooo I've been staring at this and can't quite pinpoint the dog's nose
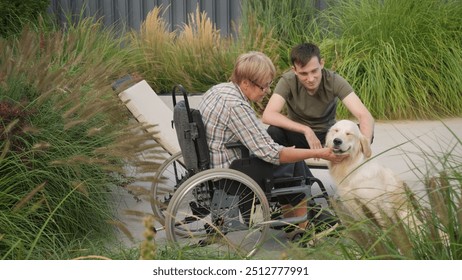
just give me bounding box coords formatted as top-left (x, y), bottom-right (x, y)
top-left (333, 138), bottom-right (342, 146)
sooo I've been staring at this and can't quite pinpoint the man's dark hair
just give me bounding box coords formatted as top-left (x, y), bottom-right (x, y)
top-left (290, 43), bottom-right (322, 67)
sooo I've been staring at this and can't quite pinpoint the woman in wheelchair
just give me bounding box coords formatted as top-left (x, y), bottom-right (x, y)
top-left (197, 51), bottom-right (347, 239)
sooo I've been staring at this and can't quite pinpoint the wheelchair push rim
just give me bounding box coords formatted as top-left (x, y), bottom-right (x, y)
top-left (165, 168), bottom-right (271, 258)
top-left (150, 151), bottom-right (187, 225)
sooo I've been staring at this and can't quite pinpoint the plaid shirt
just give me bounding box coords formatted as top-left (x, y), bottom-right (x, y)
top-left (198, 82), bottom-right (283, 168)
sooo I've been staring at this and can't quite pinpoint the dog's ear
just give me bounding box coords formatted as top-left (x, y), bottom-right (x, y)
top-left (360, 134), bottom-right (372, 158)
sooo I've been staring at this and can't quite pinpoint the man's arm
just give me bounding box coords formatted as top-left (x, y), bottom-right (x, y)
top-left (228, 101), bottom-right (346, 165)
top-left (342, 92), bottom-right (375, 143)
top-left (261, 93), bottom-right (322, 149)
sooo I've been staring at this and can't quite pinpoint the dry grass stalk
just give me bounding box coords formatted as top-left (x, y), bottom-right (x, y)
top-left (29, 196), bottom-right (46, 213)
top-left (332, 200), bottom-right (376, 255)
top-left (139, 6), bottom-right (174, 50)
top-left (2, 119), bottom-right (19, 135)
top-left (130, 143), bottom-right (162, 154)
top-left (357, 199), bottom-right (382, 228)
top-left (125, 176), bottom-right (157, 183)
top-left (72, 255), bottom-right (112, 260)
top-left (457, 193), bottom-right (462, 237)
top-left (124, 185), bottom-right (150, 198)
top-left (135, 166), bottom-right (162, 176)
top-left (332, 199), bottom-right (414, 259)
top-left (179, 6), bottom-right (221, 53)
top-left (63, 119), bottom-right (85, 130)
top-left (386, 213), bottom-right (413, 258)
top-left (13, 182), bottom-right (46, 212)
top-left (124, 211), bottom-right (155, 221)
top-left (62, 102), bottom-right (82, 119)
top-left (136, 6), bottom-right (174, 88)
top-left (106, 220), bottom-right (134, 242)
top-left (72, 181), bottom-right (89, 197)
top-left (85, 126), bottom-right (106, 137)
top-left (0, 139), bottom-right (10, 160)
top-left (31, 141), bottom-right (51, 151)
top-left (140, 215), bottom-right (157, 260)
top-left (426, 176), bottom-right (450, 228)
top-left (405, 184), bottom-right (426, 224)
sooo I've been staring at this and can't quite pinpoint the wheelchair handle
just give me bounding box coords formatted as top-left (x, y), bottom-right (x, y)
top-left (306, 177), bottom-right (329, 199)
top-left (172, 84), bottom-right (193, 123)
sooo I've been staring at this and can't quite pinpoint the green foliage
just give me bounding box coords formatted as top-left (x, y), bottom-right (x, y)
top-left (240, 0), bottom-right (318, 69)
top-left (1, 0), bottom-right (462, 261)
top-left (318, 0), bottom-right (462, 119)
top-left (0, 17), bottom-right (160, 259)
top-left (0, 0), bottom-right (51, 38)
top-left (241, 0), bottom-right (462, 120)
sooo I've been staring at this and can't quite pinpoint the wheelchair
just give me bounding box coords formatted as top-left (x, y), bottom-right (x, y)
top-left (150, 85), bottom-right (334, 258)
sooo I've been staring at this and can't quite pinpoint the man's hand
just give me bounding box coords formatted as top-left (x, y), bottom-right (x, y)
top-left (304, 127), bottom-right (322, 149)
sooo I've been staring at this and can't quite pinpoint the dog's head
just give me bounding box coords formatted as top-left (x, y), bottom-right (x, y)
top-left (325, 120), bottom-right (371, 158)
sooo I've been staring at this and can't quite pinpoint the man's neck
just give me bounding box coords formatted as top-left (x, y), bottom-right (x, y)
top-left (306, 88), bottom-right (317, 96)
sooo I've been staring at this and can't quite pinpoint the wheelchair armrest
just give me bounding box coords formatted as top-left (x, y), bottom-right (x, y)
top-left (273, 176), bottom-right (305, 186)
top-left (304, 158), bottom-right (329, 169)
top-left (225, 141), bottom-right (249, 158)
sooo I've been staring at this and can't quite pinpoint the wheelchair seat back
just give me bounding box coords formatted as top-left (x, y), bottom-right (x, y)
top-left (172, 85), bottom-right (210, 174)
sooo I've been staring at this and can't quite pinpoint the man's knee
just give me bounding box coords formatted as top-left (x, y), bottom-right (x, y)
top-left (267, 125), bottom-right (287, 145)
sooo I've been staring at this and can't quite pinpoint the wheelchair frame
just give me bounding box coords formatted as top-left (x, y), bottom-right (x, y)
top-left (151, 85), bottom-right (333, 258)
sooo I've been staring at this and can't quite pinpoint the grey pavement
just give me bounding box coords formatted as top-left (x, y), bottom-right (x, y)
top-left (111, 95), bottom-right (462, 257)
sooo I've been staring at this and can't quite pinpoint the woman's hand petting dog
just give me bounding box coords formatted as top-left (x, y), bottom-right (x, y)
top-left (319, 147), bottom-right (349, 163)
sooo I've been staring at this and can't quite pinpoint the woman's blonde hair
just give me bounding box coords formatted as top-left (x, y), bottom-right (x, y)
top-left (230, 51), bottom-right (275, 85)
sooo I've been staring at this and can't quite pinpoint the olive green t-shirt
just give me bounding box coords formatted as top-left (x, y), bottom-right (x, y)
top-left (273, 69), bottom-right (353, 133)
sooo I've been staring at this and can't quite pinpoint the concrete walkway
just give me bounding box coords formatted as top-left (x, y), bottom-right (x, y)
top-left (111, 95), bottom-right (462, 257)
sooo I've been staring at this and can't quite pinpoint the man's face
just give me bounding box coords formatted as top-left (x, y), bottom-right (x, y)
top-left (293, 56), bottom-right (324, 94)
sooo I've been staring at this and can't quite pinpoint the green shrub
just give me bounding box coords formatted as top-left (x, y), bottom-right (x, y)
top-left (316, 0), bottom-right (462, 119)
top-left (240, 0), bottom-right (318, 70)
top-left (241, 0), bottom-right (462, 120)
top-left (0, 0), bottom-right (50, 37)
top-left (0, 18), bottom-right (160, 259)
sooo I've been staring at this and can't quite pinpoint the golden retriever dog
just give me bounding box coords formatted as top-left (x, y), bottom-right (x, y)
top-left (325, 120), bottom-right (409, 226)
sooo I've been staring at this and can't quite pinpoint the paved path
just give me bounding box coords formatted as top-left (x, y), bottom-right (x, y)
top-left (112, 96), bottom-right (462, 257)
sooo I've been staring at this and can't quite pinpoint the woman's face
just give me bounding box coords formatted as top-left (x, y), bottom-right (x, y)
top-left (245, 77), bottom-right (273, 102)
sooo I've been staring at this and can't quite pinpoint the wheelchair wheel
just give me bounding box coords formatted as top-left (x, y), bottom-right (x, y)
top-left (165, 168), bottom-right (271, 258)
top-left (150, 151), bottom-right (187, 225)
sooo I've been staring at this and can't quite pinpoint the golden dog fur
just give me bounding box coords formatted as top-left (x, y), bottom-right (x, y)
top-left (325, 120), bottom-right (409, 225)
